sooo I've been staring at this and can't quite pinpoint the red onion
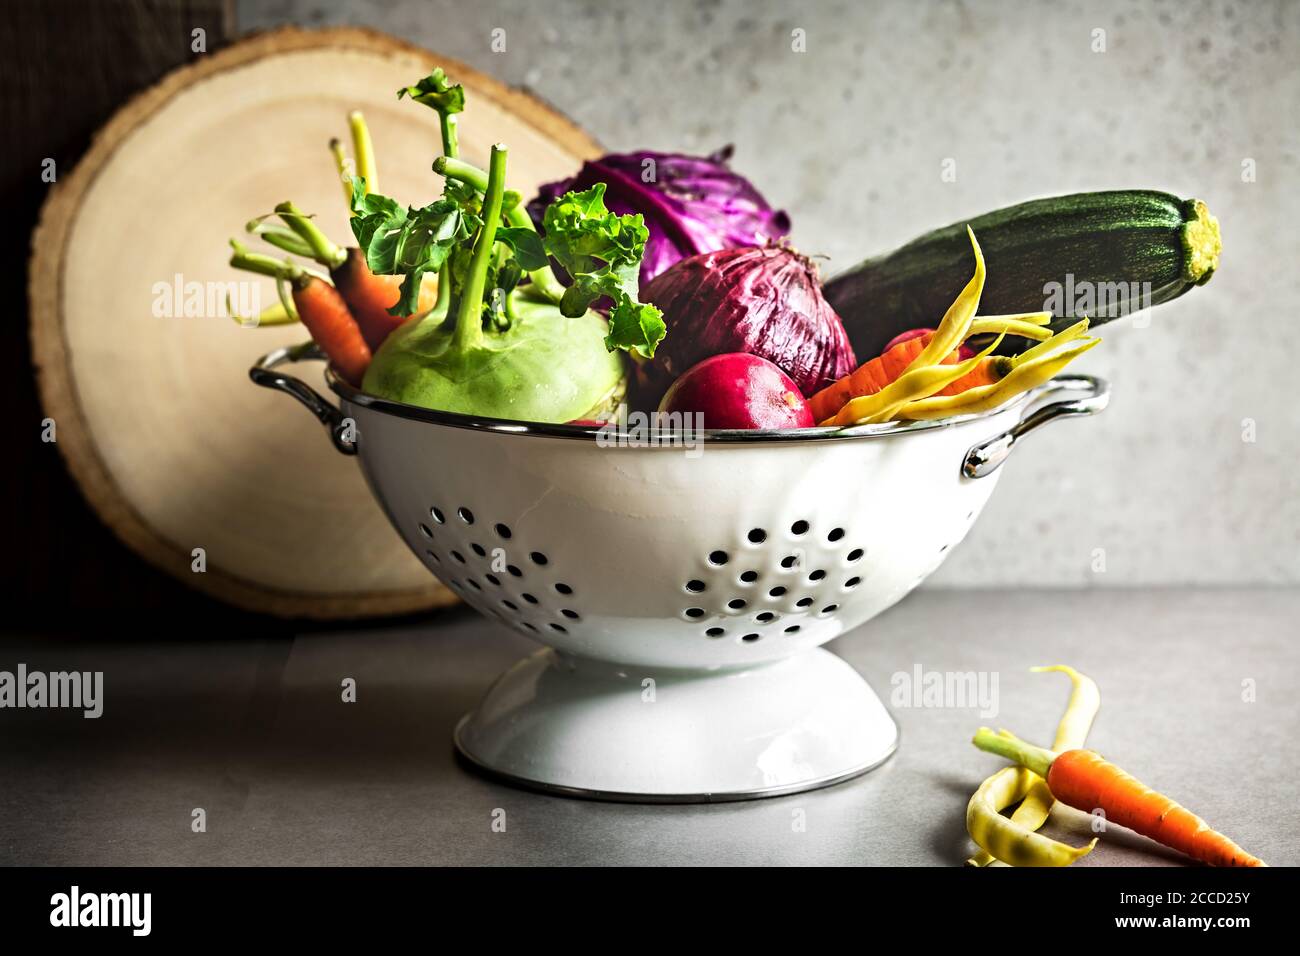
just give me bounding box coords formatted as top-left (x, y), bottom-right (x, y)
top-left (636, 246), bottom-right (856, 406)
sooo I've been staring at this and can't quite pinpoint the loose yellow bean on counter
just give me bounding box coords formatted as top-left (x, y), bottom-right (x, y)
top-left (965, 665), bottom-right (1101, 867)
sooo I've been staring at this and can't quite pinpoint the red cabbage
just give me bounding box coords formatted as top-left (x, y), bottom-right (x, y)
top-left (528, 146), bottom-right (791, 286)
top-left (636, 246), bottom-right (857, 407)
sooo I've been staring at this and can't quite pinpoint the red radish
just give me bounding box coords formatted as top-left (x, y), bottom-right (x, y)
top-left (884, 327), bottom-right (975, 360)
top-left (658, 353), bottom-right (814, 429)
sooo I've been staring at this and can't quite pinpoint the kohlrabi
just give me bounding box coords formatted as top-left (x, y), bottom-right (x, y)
top-left (357, 71), bottom-right (664, 423)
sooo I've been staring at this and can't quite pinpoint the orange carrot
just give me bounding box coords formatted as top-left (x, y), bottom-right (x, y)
top-left (809, 332), bottom-right (958, 422)
top-left (292, 275), bottom-right (372, 386)
top-left (936, 356), bottom-right (1013, 395)
top-left (273, 203), bottom-right (440, 351)
top-left (974, 729), bottom-right (1265, 867)
top-left (230, 241), bottom-right (371, 386)
top-left (333, 247), bottom-right (440, 350)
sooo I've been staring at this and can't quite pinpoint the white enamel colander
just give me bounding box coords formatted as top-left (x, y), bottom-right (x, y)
top-left (253, 344), bottom-right (1108, 801)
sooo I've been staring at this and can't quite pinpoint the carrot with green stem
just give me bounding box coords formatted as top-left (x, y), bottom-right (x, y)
top-left (229, 241), bottom-right (371, 385)
top-left (266, 199), bottom-right (439, 349)
top-left (239, 110), bottom-right (439, 340)
top-left (972, 728), bottom-right (1265, 867)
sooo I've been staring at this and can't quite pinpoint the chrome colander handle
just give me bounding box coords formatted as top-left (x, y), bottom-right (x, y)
top-left (962, 374), bottom-right (1109, 479)
top-left (250, 343), bottom-right (357, 456)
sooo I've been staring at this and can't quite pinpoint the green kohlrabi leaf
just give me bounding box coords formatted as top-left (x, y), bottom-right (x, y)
top-left (534, 182), bottom-right (664, 354)
top-left (495, 227), bottom-right (549, 272)
top-left (605, 296), bottom-right (665, 360)
top-left (396, 69), bottom-right (465, 116)
top-left (348, 176), bottom-right (402, 220)
top-left (349, 187), bottom-right (472, 316)
top-left (541, 183), bottom-right (649, 296)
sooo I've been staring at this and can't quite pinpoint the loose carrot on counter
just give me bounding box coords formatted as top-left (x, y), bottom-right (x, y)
top-left (972, 728), bottom-right (1265, 867)
top-left (229, 241), bottom-right (371, 386)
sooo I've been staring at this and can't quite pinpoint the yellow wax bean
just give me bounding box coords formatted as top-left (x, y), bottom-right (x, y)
top-left (893, 337), bottom-right (1098, 420)
top-left (904, 226), bottom-right (985, 373)
top-left (967, 665), bottom-right (1101, 867)
top-left (824, 334), bottom-right (1003, 426)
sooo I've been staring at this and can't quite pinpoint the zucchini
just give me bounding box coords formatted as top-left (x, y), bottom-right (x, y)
top-left (824, 190), bottom-right (1221, 359)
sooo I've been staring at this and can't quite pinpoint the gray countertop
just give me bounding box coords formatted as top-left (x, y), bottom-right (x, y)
top-left (2, 588), bottom-right (1296, 866)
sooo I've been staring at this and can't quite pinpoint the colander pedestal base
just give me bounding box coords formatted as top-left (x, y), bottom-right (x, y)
top-left (453, 647), bottom-right (898, 803)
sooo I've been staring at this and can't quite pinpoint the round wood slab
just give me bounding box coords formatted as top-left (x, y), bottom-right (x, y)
top-left (29, 27), bottom-right (600, 618)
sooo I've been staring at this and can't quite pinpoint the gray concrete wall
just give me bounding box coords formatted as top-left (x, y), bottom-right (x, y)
top-left (239, 0), bottom-right (1300, 586)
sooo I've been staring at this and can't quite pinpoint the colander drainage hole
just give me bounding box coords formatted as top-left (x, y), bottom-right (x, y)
top-left (530, 551), bottom-right (549, 566)
top-left (747, 528), bottom-right (767, 544)
top-left (467, 580), bottom-right (481, 591)
top-left (471, 543), bottom-right (486, 557)
top-left (756, 611), bottom-right (776, 623)
top-left (521, 622), bottom-right (537, 632)
top-left (555, 583), bottom-right (574, 595)
top-left (784, 625), bottom-right (801, 634)
top-left (457, 507), bottom-right (475, 524)
top-left (808, 569), bottom-right (826, 582)
top-left (939, 543), bottom-right (950, 553)
top-left (790, 520), bottom-right (809, 535)
top-left (796, 597), bottom-right (814, 608)
top-left (741, 633), bottom-right (761, 643)
top-left (844, 577), bottom-right (861, 589)
top-left (494, 523), bottom-right (512, 539)
top-left (507, 565), bottom-right (523, 577)
top-left (426, 551), bottom-right (441, 564)
top-left (705, 627), bottom-right (725, 638)
top-left (780, 555), bottom-right (800, 569)
top-left (451, 550), bottom-right (466, 564)
top-left (768, 586), bottom-right (787, 597)
top-left (847, 548), bottom-right (864, 562)
top-left (828, 527), bottom-right (845, 542)
top-left (549, 623), bottom-right (568, 634)
top-left (502, 600), bottom-right (518, 611)
top-left (522, 593), bottom-right (539, 604)
top-left (685, 608), bottom-right (705, 618)
top-left (485, 573), bottom-right (500, 586)
top-left (418, 523), bottom-right (433, 538)
top-left (727, 598), bottom-right (747, 610)
top-left (430, 507), bottom-right (445, 524)
top-left (739, 570), bottom-right (758, 583)
top-left (821, 604), bottom-right (839, 615)
top-left (708, 550), bottom-right (729, 566)
top-left (560, 608), bottom-right (580, 620)
top-left (685, 579), bottom-right (706, 593)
